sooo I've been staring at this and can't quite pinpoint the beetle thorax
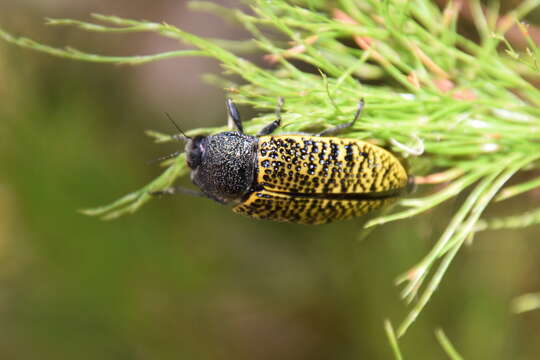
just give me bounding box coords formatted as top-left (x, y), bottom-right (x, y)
top-left (187, 132), bottom-right (258, 203)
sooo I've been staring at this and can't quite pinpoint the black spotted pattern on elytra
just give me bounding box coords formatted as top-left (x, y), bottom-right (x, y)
top-left (234, 189), bottom-right (396, 224)
top-left (231, 134), bottom-right (409, 224)
top-left (255, 135), bottom-right (407, 195)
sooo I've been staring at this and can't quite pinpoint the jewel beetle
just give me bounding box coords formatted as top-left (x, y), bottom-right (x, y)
top-left (153, 98), bottom-right (410, 224)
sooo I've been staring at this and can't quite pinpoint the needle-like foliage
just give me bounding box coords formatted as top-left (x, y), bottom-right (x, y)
top-left (2, 0), bottom-right (540, 338)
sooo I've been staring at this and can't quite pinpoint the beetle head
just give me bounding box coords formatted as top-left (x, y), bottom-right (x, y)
top-left (185, 136), bottom-right (206, 170)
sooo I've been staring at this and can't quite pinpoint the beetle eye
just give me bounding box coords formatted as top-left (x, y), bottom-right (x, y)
top-left (186, 136), bottom-right (205, 169)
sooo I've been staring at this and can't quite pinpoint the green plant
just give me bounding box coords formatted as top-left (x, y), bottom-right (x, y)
top-left (2, 0), bottom-right (539, 341)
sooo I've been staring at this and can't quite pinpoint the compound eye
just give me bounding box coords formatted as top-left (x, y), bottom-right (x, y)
top-left (186, 136), bottom-right (205, 169)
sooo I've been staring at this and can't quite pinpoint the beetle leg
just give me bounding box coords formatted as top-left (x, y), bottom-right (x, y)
top-left (318, 98), bottom-right (364, 136)
top-left (257, 97), bottom-right (284, 136)
top-left (226, 98), bottom-right (243, 133)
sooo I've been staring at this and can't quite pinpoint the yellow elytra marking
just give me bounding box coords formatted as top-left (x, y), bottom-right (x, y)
top-left (234, 189), bottom-right (395, 225)
top-left (255, 135), bottom-right (406, 194)
top-left (232, 135), bottom-right (408, 224)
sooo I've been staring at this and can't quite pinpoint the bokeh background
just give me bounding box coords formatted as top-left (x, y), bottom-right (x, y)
top-left (1, 1), bottom-right (540, 359)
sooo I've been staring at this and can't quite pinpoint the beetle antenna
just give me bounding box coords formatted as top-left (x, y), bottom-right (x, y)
top-left (147, 151), bottom-right (182, 165)
top-left (165, 112), bottom-right (191, 141)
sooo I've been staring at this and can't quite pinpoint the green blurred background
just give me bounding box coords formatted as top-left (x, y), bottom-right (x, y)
top-left (1, 1), bottom-right (540, 359)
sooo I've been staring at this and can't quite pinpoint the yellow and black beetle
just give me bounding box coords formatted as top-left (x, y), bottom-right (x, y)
top-left (153, 98), bottom-right (410, 224)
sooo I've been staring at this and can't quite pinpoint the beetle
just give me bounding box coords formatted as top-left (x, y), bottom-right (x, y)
top-left (152, 98), bottom-right (410, 224)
